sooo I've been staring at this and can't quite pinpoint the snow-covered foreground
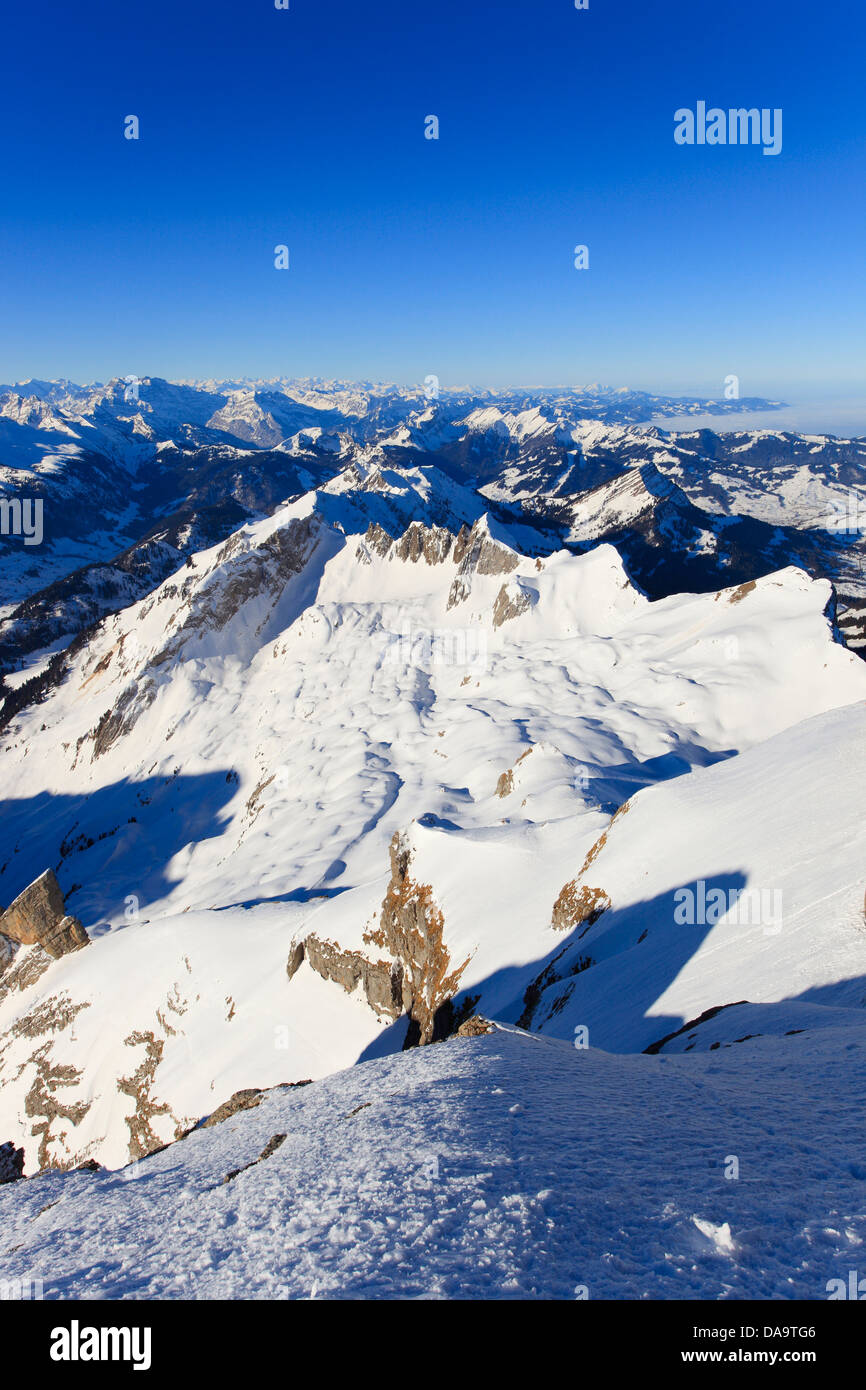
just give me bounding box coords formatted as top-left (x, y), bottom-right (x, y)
top-left (2, 1026), bottom-right (866, 1300)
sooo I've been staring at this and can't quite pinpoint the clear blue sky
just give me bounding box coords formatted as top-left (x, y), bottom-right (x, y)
top-left (2, 0), bottom-right (864, 397)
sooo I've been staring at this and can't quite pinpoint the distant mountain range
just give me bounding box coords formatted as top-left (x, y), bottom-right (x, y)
top-left (1, 378), bottom-right (863, 677)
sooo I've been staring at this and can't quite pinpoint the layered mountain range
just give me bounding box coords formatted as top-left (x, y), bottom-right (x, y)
top-left (2, 378), bottom-right (863, 674)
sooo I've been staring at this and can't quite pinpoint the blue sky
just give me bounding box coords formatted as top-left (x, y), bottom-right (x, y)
top-left (1, 0), bottom-right (864, 398)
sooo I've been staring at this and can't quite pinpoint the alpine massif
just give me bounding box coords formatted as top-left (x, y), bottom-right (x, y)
top-left (0, 378), bottom-right (864, 1300)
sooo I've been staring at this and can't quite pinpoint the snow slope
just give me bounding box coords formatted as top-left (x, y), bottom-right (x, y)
top-left (2, 1026), bottom-right (865, 1300)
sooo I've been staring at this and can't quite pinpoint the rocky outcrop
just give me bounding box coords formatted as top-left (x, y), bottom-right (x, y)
top-left (293, 935), bottom-right (404, 1019)
top-left (1, 987), bottom-right (93, 1170)
top-left (0, 1141), bottom-right (25, 1183)
top-left (0, 869), bottom-right (89, 960)
top-left (0, 932), bottom-right (16, 978)
top-left (0, 945), bottom-right (56, 1006)
top-left (116, 1027), bottom-right (194, 1163)
top-left (204, 1079), bottom-right (311, 1132)
top-left (516, 948), bottom-right (594, 1030)
top-left (551, 882), bottom-right (610, 933)
top-left (289, 833), bottom-right (470, 1046)
top-left (492, 579), bottom-right (532, 629)
top-left (365, 831), bottom-right (470, 1045)
top-left (362, 522), bottom-right (395, 559)
top-left (202, 1088), bottom-right (265, 1129)
top-left (496, 747), bottom-right (532, 798)
top-left (286, 941), bottom-right (305, 980)
top-left (392, 523), bottom-right (454, 565)
top-left (548, 799), bottom-right (633, 933)
top-left (361, 520), bottom-right (459, 567)
top-left (447, 518), bottom-right (519, 610)
top-left (455, 1014), bottom-right (496, 1038)
top-left (222, 1132), bottom-right (287, 1186)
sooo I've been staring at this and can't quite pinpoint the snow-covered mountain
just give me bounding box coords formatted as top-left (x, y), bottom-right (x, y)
top-left (2, 380), bottom-right (862, 667)
top-left (1, 477), bottom-right (864, 1164)
top-left (0, 379), bottom-right (864, 1300)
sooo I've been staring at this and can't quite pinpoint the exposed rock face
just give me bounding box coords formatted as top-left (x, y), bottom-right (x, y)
top-left (516, 946), bottom-right (595, 1030)
top-left (548, 798), bottom-right (633, 933)
top-left (492, 579), bottom-right (532, 629)
top-left (362, 522), bottom-right (394, 559)
top-left (456, 1014), bottom-right (496, 1038)
top-left (1, 985), bottom-right (93, 1172)
top-left (116, 1025), bottom-right (196, 1164)
top-left (728, 579), bottom-right (757, 605)
top-left (285, 828), bottom-right (472, 1045)
top-left (286, 941), bottom-right (305, 980)
top-left (1, 869), bottom-right (64, 942)
top-left (0, 1140), bottom-right (25, 1183)
top-left (0, 932), bottom-right (16, 978)
top-left (366, 831), bottom-right (470, 1045)
top-left (0, 869), bottom-right (89, 960)
top-left (496, 746), bottom-right (532, 798)
top-left (296, 935), bottom-right (404, 1019)
top-left (452, 519), bottom-right (519, 576)
top-left (40, 916), bottom-right (91, 959)
top-left (551, 882), bottom-right (610, 932)
top-left (203, 1088), bottom-right (265, 1129)
top-left (90, 679), bottom-right (157, 759)
top-left (0, 944), bottom-right (53, 1005)
top-left (222, 1132), bottom-right (287, 1186)
top-left (288, 833), bottom-right (470, 1046)
top-left (204, 1079), bottom-right (311, 1133)
top-left (361, 520), bottom-right (458, 567)
top-left (447, 519), bottom-right (519, 610)
top-left (395, 524), bottom-right (454, 565)
top-left (84, 515), bottom-right (325, 761)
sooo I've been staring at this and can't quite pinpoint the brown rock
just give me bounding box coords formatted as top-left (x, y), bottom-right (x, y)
top-left (456, 1014), bottom-right (496, 1038)
top-left (373, 831), bottom-right (469, 1045)
top-left (551, 881), bottom-right (610, 932)
top-left (293, 833), bottom-right (469, 1047)
top-left (447, 519), bottom-right (519, 610)
top-left (286, 940), bottom-right (305, 979)
top-left (302, 934), bottom-right (403, 1019)
top-left (40, 915), bottom-right (90, 960)
top-left (492, 581), bottom-right (531, 629)
top-left (0, 869), bottom-right (90, 959)
top-left (1, 869), bottom-right (65, 945)
top-left (202, 1088), bottom-right (264, 1129)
